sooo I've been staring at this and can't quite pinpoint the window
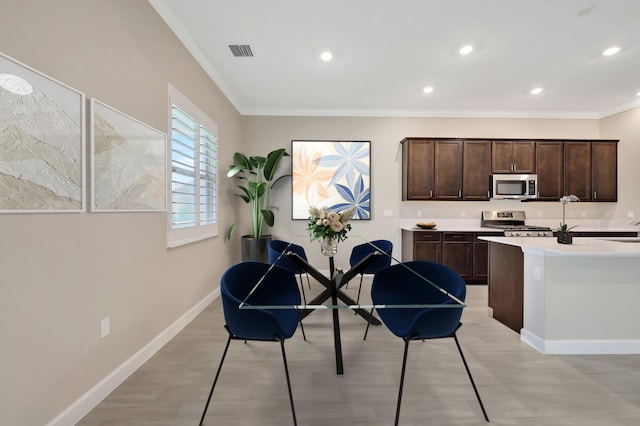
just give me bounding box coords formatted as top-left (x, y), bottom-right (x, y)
top-left (167, 86), bottom-right (218, 247)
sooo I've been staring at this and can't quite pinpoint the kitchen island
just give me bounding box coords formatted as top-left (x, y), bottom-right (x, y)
top-left (480, 235), bottom-right (640, 354)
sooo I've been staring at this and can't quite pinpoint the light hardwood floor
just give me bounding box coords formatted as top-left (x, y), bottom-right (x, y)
top-left (79, 281), bottom-right (640, 425)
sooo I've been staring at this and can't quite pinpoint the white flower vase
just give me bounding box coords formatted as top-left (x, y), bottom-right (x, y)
top-left (320, 236), bottom-right (338, 256)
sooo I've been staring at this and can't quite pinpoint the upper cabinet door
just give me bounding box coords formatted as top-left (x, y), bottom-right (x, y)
top-left (591, 142), bottom-right (617, 201)
top-left (536, 141), bottom-right (564, 200)
top-left (491, 141), bottom-right (536, 173)
top-left (564, 142), bottom-right (592, 201)
top-left (434, 140), bottom-right (463, 200)
top-left (463, 140), bottom-right (491, 200)
top-left (491, 141), bottom-right (514, 173)
top-left (512, 142), bottom-right (536, 173)
top-left (402, 139), bottom-right (435, 200)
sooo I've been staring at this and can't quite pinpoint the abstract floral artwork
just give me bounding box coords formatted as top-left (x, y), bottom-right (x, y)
top-left (0, 52), bottom-right (85, 212)
top-left (291, 140), bottom-right (370, 220)
top-left (91, 99), bottom-right (166, 211)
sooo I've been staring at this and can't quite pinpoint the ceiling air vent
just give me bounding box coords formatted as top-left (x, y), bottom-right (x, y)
top-left (229, 44), bottom-right (254, 57)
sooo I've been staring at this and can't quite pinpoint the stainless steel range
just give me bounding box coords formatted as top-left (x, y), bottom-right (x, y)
top-left (482, 210), bottom-right (553, 237)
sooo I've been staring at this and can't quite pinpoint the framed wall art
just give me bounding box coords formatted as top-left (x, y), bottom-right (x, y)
top-left (291, 140), bottom-right (370, 220)
top-left (90, 99), bottom-right (166, 212)
top-left (0, 51), bottom-right (85, 212)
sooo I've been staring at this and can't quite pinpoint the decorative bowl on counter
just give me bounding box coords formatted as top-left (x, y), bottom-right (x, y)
top-left (417, 222), bottom-right (437, 229)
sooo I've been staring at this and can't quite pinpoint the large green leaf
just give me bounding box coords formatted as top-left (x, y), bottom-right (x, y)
top-left (264, 148), bottom-right (289, 181)
top-left (233, 152), bottom-right (251, 169)
top-left (261, 209), bottom-right (275, 227)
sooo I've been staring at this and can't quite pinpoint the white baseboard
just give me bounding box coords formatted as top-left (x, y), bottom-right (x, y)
top-left (521, 329), bottom-right (640, 354)
top-left (46, 289), bottom-right (219, 426)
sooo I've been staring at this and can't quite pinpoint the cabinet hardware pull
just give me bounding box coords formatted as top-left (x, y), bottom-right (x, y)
top-left (458, 190), bottom-right (462, 198)
top-left (429, 190), bottom-right (433, 198)
top-left (594, 192), bottom-right (597, 200)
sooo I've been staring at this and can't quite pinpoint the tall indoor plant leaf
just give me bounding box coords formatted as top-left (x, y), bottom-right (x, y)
top-left (227, 148), bottom-right (290, 239)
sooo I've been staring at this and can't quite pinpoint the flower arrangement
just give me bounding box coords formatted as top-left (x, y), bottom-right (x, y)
top-left (556, 194), bottom-right (580, 235)
top-left (307, 206), bottom-right (355, 243)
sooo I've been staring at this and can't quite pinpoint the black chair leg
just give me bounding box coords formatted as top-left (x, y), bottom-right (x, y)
top-left (278, 338), bottom-right (298, 426)
top-left (305, 272), bottom-right (311, 289)
top-left (299, 317), bottom-right (307, 341)
top-left (363, 307), bottom-right (375, 340)
top-left (355, 274), bottom-right (364, 305)
top-left (453, 333), bottom-right (490, 422)
top-left (297, 274), bottom-right (307, 305)
top-left (199, 334), bottom-right (232, 426)
top-left (394, 339), bottom-right (411, 426)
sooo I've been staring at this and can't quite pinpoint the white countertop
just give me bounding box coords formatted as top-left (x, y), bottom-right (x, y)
top-left (400, 218), bottom-right (638, 233)
top-left (479, 236), bottom-right (640, 257)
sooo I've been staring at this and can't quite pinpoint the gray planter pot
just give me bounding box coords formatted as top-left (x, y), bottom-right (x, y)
top-left (241, 235), bottom-right (272, 262)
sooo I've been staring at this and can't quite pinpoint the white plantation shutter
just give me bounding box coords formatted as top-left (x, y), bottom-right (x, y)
top-left (167, 86), bottom-right (218, 247)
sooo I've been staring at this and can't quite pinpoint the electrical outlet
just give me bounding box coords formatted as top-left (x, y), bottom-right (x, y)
top-left (537, 211), bottom-right (542, 218)
top-left (581, 211), bottom-right (587, 218)
top-left (383, 209), bottom-right (393, 217)
top-left (534, 266), bottom-right (542, 280)
top-left (101, 317), bottom-right (110, 338)
top-left (460, 211), bottom-right (466, 217)
top-left (417, 210), bottom-right (422, 217)
top-left (629, 211), bottom-right (635, 219)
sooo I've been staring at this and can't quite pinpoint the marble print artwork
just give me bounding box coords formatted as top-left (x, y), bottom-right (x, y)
top-left (92, 100), bottom-right (166, 211)
top-left (0, 53), bottom-right (84, 211)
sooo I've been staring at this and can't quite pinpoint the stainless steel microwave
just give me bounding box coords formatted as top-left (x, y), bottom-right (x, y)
top-left (490, 174), bottom-right (538, 200)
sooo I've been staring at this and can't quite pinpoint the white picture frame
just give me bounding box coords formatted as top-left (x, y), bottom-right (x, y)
top-left (90, 99), bottom-right (167, 212)
top-left (0, 51), bottom-right (86, 212)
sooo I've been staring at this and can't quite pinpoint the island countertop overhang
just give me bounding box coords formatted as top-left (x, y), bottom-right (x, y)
top-left (479, 236), bottom-right (640, 257)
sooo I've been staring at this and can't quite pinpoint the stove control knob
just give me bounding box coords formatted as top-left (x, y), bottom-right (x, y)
top-left (538, 232), bottom-right (546, 236)
top-left (527, 231), bottom-right (534, 236)
top-left (512, 232), bottom-right (520, 237)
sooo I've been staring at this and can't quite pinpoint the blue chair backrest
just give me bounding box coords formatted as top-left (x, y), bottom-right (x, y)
top-left (221, 261), bottom-right (301, 341)
top-left (371, 260), bottom-right (466, 339)
top-left (349, 239), bottom-right (393, 274)
top-left (268, 240), bottom-right (308, 274)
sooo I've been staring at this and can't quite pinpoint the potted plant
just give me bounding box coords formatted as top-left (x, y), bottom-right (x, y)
top-left (227, 148), bottom-right (290, 261)
top-left (555, 194), bottom-right (580, 244)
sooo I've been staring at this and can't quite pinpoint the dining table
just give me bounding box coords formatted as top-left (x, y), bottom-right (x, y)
top-left (286, 250), bottom-right (383, 374)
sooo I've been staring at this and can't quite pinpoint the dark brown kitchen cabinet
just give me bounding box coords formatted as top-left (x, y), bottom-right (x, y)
top-left (536, 141), bottom-right (564, 200)
top-left (402, 230), bottom-right (502, 283)
top-left (402, 230), bottom-right (441, 263)
top-left (434, 140), bottom-right (463, 200)
top-left (402, 139), bottom-right (434, 200)
top-left (401, 138), bottom-right (462, 200)
top-left (442, 233), bottom-right (472, 279)
top-left (591, 141), bottom-right (617, 201)
top-left (463, 140), bottom-right (491, 200)
top-left (564, 142), bottom-right (592, 201)
top-left (472, 233), bottom-right (493, 281)
top-left (492, 140), bottom-right (536, 173)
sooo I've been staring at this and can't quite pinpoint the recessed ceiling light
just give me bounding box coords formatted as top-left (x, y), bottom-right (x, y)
top-left (602, 46), bottom-right (620, 56)
top-left (530, 87), bottom-right (543, 95)
top-left (320, 51), bottom-right (333, 62)
top-left (423, 86), bottom-right (434, 94)
top-left (459, 45), bottom-right (474, 55)
top-left (0, 73), bottom-right (33, 95)
top-left (577, 5), bottom-right (598, 17)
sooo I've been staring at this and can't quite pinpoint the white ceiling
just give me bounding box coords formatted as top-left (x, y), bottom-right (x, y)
top-left (149, 0), bottom-right (640, 118)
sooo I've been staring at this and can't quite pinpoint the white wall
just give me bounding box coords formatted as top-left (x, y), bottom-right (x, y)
top-left (0, 1), bottom-right (242, 424)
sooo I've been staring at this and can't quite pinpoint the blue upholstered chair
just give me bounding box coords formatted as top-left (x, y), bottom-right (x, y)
top-left (348, 239), bottom-right (393, 304)
top-left (370, 261), bottom-right (489, 425)
top-left (268, 240), bottom-right (312, 304)
top-left (199, 262), bottom-right (301, 426)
